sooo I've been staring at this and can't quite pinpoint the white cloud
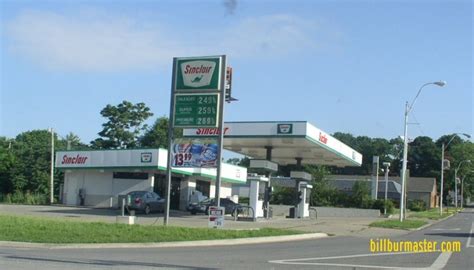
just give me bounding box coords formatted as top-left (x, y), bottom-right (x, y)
top-left (6, 10), bottom-right (326, 72)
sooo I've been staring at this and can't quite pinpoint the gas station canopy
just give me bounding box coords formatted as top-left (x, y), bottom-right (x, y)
top-left (183, 121), bottom-right (362, 167)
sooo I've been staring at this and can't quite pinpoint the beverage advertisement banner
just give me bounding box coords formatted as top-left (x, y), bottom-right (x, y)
top-left (171, 138), bottom-right (219, 168)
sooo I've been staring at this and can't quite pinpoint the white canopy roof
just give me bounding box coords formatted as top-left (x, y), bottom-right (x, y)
top-left (183, 121), bottom-right (362, 167)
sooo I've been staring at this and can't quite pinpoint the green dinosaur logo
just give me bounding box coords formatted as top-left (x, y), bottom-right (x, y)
top-left (191, 75), bottom-right (204, 83)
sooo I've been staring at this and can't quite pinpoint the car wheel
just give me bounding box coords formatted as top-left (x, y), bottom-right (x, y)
top-left (191, 210), bottom-right (197, 215)
top-left (144, 205), bottom-right (151, 215)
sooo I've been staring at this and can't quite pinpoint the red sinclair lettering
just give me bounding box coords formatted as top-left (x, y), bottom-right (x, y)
top-left (196, 127), bottom-right (229, 135)
top-left (319, 132), bottom-right (328, 144)
top-left (61, 155), bottom-right (88, 165)
top-left (185, 65), bottom-right (213, 74)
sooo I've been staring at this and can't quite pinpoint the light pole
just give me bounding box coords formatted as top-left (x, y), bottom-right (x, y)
top-left (49, 128), bottom-right (55, 204)
top-left (461, 170), bottom-right (474, 208)
top-left (454, 160), bottom-right (471, 209)
top-left (400, 81), bottom-right (446, 222)
top-left (440, 133), bottom-right (470, 215)
top-left (383, 162), bottom-right (390, 216)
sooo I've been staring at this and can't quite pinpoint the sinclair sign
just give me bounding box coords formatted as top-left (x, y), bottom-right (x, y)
top-left (175, 56), bottom-right (222, 91)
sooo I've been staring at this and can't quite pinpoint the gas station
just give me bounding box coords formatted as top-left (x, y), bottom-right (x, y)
top-left (184, 121), bottom-right (363, 220)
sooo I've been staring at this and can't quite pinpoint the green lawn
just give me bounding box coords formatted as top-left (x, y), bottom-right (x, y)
top-left (408, 208), bottom-right (453, 220)
top-left (0, 215), bottom-right (301, 244)
top-left (369, 219), bottom-right (427, 230)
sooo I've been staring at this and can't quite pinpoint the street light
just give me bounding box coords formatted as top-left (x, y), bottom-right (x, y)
top-left (399, 81), bottom-right (446, 222)
top-left (383, 162), bottom-right (390, 216)
top-left (454, 160), bottom-right (471, 209)
top-left (440, 133), bottom-right (470, 215)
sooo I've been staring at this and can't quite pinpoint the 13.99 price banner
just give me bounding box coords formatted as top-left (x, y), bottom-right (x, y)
top-left (171, 138), bottom-right (218, 168)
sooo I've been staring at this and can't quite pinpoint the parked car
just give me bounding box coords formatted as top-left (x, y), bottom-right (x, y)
top-left (125, 191), bottom-right (164, 215)
top-left (187, 198), bottom-right (243, 216)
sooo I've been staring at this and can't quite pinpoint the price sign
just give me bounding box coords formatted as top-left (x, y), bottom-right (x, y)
top-left (173, 93), bottom-right (219, 127)
top-left (208, 206), bottom-right (225, 228)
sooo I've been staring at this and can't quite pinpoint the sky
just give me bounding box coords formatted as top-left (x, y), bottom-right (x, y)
top-left (1, 0), bottom-right (473, 147)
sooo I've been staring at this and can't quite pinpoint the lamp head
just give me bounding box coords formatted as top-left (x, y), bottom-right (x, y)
top-left (462, 133), bottom-right (471, 139)
top-left (433, 81), bottom-right (447, 87)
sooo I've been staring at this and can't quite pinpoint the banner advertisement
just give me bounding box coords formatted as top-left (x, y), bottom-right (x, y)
top-left (171, 138), bottom-right (219, 168)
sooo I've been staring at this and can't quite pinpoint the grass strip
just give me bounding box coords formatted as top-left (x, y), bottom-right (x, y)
top-left (408, 208), bottom-right (452, 220)
top-left (369, 219), bottom-right (427, 230)
top-left (0, 215), bottom-right (301, 244)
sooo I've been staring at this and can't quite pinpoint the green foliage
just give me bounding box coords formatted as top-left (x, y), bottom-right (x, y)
top-left (372, 199), bottom-right (394, 215)
top-left (306, 165), bottom-right (339, 206)
top-left (140, 116), bottom-right (182, 149)
top-left (270, 186), bottom-right (297, 205)
top-left (408, 136), bottom-right (440, 178)
top-left (351, 180), bottom-right (372, 208)
top-left (409, 208), bottom-right (451, 220)
top-left (239, 197), bottom-right (249, 205)
top-left (1, 191), bottom-right (48, 205)
top-left (407, 199), bottom-right (427, 212)
top-left (91, 101), bottom-right (153, 149)
top-left (0, 215), bottom-right (300, 243)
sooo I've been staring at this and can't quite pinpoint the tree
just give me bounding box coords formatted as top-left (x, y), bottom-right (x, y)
top-left (140, 116), bottom-right (183, 149)
top-left (407, 136), bottom-right (440, 178)
top-left (91, 101), bottom-right (153, 149)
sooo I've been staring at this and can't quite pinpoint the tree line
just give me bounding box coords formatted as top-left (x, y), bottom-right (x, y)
top-left (1, 100), bottom-right (472, 203)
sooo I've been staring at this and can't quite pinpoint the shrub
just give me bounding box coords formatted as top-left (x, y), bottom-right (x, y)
top-left (239, 197), bottom-right (249, 205)
top-left (408, 199), bottom-right (427, 212)
top-left (372, 199), bottom-right (395, 214)
top-left (0, 190), bottom-right (48, 205)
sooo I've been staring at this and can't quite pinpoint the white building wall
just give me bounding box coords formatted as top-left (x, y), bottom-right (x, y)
top-left (63, 170), bottom-right (154, 208)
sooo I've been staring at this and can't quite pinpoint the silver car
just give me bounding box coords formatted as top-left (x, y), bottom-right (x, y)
top-left (126, 191), bottom-right (164, 215)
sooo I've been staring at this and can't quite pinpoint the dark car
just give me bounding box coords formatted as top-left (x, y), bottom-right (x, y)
top-left (187, 198), bottom-right (243, 216)
top-left (126, 191), bottom-right (164, 215)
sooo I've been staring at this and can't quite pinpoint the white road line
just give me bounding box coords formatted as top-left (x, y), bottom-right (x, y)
top-left (430, 252), bottom-right (452, 269)
top-left (269, 251), bottom-right (452, 269)
top-left (431, 228), bottom-right (460, 231)
top-left (466, 221), bottom-right (474, 248)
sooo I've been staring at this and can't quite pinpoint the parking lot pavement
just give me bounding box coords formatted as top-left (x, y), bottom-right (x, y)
top-left (0, 204), bottom-right (406, 237)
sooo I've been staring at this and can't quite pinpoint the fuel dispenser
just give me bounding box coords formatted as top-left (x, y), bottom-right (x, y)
top-left (290, 171), bottom-right (313, 218)
top-left (247, 175), bottom-right (268, 219)
top-left (297, 182), bottom-right (313, 218)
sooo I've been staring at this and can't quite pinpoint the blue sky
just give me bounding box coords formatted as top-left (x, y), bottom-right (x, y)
top-left (1, 0), bottom-right (472, 146)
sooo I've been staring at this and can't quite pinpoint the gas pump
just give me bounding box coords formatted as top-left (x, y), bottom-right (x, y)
top-left (290, 171), bottom-right (312, 218)
top-left (297, 182), bottom-right (313, 218)
top-left (248, 175), bottom-right (268, 219)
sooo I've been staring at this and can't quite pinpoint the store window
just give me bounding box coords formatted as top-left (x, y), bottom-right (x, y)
top-left (113, 172), bottom-right (148, 180)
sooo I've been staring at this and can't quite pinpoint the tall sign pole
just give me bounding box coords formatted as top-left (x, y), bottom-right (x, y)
top-left (214, 56), bottom-right (226, 207)
top-left (164, 59), bottom-right (178, 226)
top-left (165, 55), bottom-right (226, 225)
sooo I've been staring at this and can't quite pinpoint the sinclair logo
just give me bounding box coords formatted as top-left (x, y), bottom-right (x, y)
top-left (175, 57), bottom-right (221, 91)
top-left (277, 124), bottom-right (293, 134)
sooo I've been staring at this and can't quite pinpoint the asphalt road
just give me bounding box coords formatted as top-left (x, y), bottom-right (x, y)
top-left (1, 207), bottom-right (473, 270)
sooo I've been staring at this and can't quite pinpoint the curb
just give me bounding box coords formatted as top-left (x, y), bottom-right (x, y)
top-left (410, 212), bottom-right (456, 231)
top-left (0, 233), bottom-right (328, 250)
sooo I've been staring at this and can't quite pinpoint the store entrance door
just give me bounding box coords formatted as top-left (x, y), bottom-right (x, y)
top-left (154, 174), bottom-right (181, 210)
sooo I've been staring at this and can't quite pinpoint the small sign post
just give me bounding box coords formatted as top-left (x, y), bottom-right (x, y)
top-left (208, 206), bottom-right (225, 228)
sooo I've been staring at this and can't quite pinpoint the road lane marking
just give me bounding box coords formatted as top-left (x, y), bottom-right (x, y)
top-left (466, 221), bottom-right (474, 248)
top-left (269, 251), bottom-right (452, 269)
top-left (431, 228), bottom-right (460, 231)
top-left (430, 252), bottom-right (452, 269)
